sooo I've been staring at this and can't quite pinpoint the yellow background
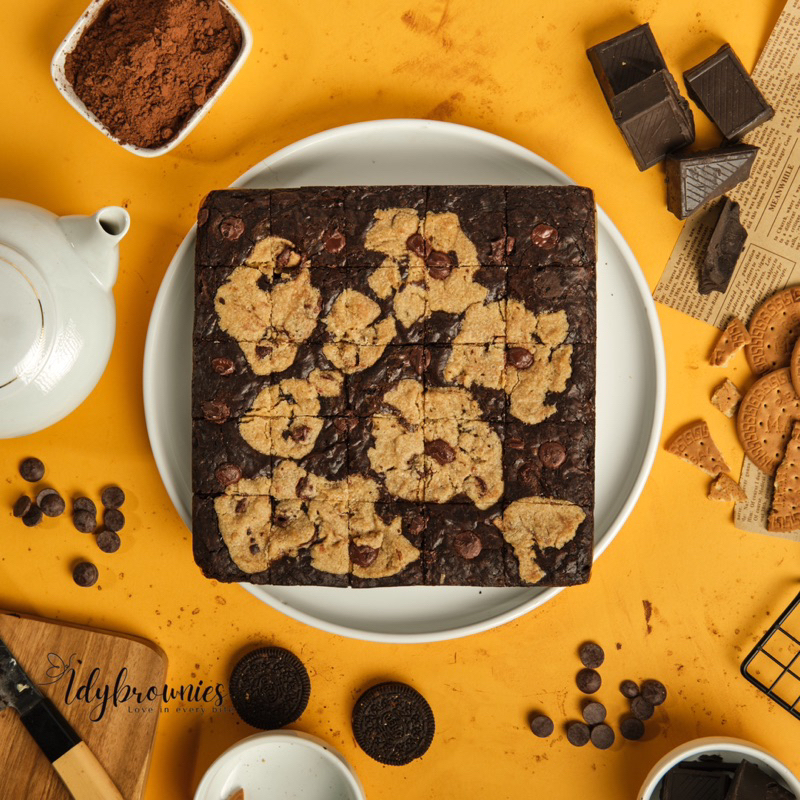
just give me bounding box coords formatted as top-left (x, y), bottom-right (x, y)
top-left (1, 0), bottom-right (798, 797)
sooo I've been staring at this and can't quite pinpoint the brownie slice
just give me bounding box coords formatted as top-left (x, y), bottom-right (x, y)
top-left (196, 190), bottom-right (271, 268)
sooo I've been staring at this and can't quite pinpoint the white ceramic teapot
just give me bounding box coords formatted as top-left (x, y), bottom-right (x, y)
top-left (0, 199), bottom-right (130, 438)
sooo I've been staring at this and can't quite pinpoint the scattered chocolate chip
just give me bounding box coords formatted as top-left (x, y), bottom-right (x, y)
top-left (289, 425), bottom-right (311, 442)
top-left (22, 505), bottom-right (43, 527)
top-left (235, 498), bottom-right (248, 514)
top-left (408, 346), bottom-right (431, 375)
top-left (276, 246), bottom-right (295, 267)
top-left (407, 515), bottom-right (427, 536)
top-left (249, 543), bottom-right (260, 555)
top-left (212, 357), bottom-right (235, 375)
top-left (566, 721), bottom-right (590, 747)
top-left (406, 232), bottom-right (431, 258)
top-left (74, 496), bottom-right (97, 515)
top-left (506, 436), bottom-right (525, 450)
top-left (197, 207), bottom-right (209, 226)
top-left (12, 496), bottom-right (31, 518)
top-left (215, 464), bottom-right (242, 488)
top-left (452, 531), bottom-right (482, 560)
top-left (20, 457), bottom-right (45, 482)
top-left (39, 491), bottom-right (66, 518)
top-left (333, 415), bottom-right (359, 433)
top-left (427, 250), bottom-right (454, 268)
top-left (202, 400), bottom-right (230, 424)
top-left (579, 642), bottom-right (605, 669)
top-left (590, 723), bottom-right (615, 750)
top-left (101, 486), bottom-right (125, 509)
top-left (576, 668), bottom-right (602, 694)
top-left (631, 695), bottom-right (654, 721)
top-left (350, 543), bottom-right (379, 568)
top-left (641, 679), bottom-right (667, 706)
top-left (104, 509), bottom-right (125, 532)
top-left (506, 347), bottom-right (534, 370)
top-left (324, 231), bottom-right (346, 253)
top-left (531, 223), bottom-right (559, 250)
top-left (620, 679), bottom-right (639, 699)
top-left (255, 344), bottom-right (273, 359)
top-left (427, 263), bottom-right (452, 280)
top-left (73, 562), bottom-right (99, 587)
top-left (425, 438), bottom-right (456, 465)
top-left (73, 509), bottom-right (97, 533)
top-left (219, 217), bottom-right (244, 241)
top-left (620, 716), bottom-right (645, 741)
top-left (529, 714), bottom-right (554, 738)
top-left (582, 701), bottom-right (607, 725)
top-left (96, 530), bottom-right (121, 554)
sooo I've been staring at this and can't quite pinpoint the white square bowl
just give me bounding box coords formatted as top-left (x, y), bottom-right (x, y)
top-left (50, 0), bottom-right (252, 157)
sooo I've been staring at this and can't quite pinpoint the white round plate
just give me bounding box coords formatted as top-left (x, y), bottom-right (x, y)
top-left (143, 119), bottom-right (666, 644)
top-left (193, 731), bottom-right (366, 800)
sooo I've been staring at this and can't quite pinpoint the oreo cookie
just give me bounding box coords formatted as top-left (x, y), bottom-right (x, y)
top-left (352, 682), bottom-right (435, 766)
top-left (229, 647), bottom-right (311, 729)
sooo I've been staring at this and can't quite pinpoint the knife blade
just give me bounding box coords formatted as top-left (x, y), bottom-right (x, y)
top-left (0, 635), bottom-right (124, 800)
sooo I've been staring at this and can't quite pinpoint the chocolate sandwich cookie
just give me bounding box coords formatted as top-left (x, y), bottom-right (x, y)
top-left (352, 682), bottom-right (435, 766)
top-left (229, 647), bottom-right (311, 729)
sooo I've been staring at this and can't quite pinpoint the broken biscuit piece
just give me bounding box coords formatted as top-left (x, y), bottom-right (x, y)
top-left (710, 317), bottom-right (750, 367)
top-left (708, 473), bottom-right (747, 502)
top-left (711, 378), bottom-right (742, 418)
top-left (768, 420), bottom-right (800, 532)
top-left (665, 419), bottom-right (730, 476)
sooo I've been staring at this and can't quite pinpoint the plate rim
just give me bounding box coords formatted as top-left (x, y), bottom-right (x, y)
top-left (143, 118), bottom-right (666, 644)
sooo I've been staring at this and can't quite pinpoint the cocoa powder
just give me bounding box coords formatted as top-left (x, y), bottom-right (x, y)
top-left (64, 0), bottom-right (242, 149)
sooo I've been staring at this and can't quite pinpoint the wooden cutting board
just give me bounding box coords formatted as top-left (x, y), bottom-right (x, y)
top-left (0, 611), bottom-right (167, 800)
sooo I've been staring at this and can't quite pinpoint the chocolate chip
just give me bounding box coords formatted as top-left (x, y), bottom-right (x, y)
top-left (566, 721), bottom-right (590, 747)
top-left (427, 250), bottom-right (454, 268)
top-left (425, 438), bottom-right (456, 465)
top-left (630, 696), bottom-right (654, 721)
top-left (96, 530), bottom-right (121, 554)
top-left (529, 714), bottom-right (554, 738)
top-left (219, 217), bottom-right (244, 240)
top-left (489, 237), bottom-right (506, 264)
top-left (12, 496), bottom-right (31, 518)
top-left (22, 505), bottom-right (43, 527)
top-left (506, 347), bottom-right (534, 370)
top-left (296, 477), bottom-right (312, 499)
top-left (350, 543), bottom-right (379, 568)
top-left (20, 457), bottom-right (45, 482)
top-left (406, 232), bottom-right (431, 258)
top-left (620, 716), bottom-right (645, 741)
top-left (73, 509), bottom-right (97, 533)
top-left (202, 400), bottom-right (230, 424)
top-left (427, 263), bottom-right (452, 280)
top-left (590, 723), bottom-right (615, 750)
top-left (453, 531), bottom-right (482, 560)
top-left (408, 346), bottom-right (431, 375)
top-left (215, 464), bottom-right (242, 488)
top-left (74, 497), bottom-right (97, 515)
top-left (531, 223), bottom-right (559, 250)
top-left (276, 246), bottom-right (295, 267)
top-left (39, 491), bottom-right (66, 518)
top-left (506, 436), bottom-right (525, 450)
top-left (540, 441), bottom-right (567, 469)
top-left (579, 642), bottom-right (605, 669)
top-left (197, 207), bottom-right (209, 226)
top-left (235, 498), bottom-right (248, 514)
top-left (582, 701), bottom-right (606, 725)
top-left (324, 231), bottom-right (346, 253)
top-left (620, 680), bottom-right (639, 699)
top-left (255, 344), bottom-right (273, 359)
top-left (101, 486), bottom-right (125, 509)
top-left (249, 543), bottom-right (260, 555)
top-left (641, 679), bottom-right (667, 706)
top-left (73, 562), bottom-right (99, 587)
top-left (212, 357), bottom-right (235, 375)
top-left (576, 668), bottom-right (602, 694)
top-left (334, 415), bottom-right (359, 433)
top-left (407, 515), bottom-right (427, 536)
top-left (104, 509), bottom-right (125, 532)
top-left (290, 424), bottom-right (311, 442)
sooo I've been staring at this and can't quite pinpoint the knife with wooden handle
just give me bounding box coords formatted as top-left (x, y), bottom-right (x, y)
top-left (0, 635), bottom-right (124, 800)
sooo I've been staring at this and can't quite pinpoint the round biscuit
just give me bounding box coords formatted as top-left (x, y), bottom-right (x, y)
top-left (746, 287), bottom-right (800, 375)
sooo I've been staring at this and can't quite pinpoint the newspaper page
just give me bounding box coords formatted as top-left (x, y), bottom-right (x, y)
top-left (655, 0), bottom-right (800, 542)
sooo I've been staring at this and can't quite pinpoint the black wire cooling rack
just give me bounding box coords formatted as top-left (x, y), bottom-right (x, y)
top-left (741, 589), bottom-right (800, 722)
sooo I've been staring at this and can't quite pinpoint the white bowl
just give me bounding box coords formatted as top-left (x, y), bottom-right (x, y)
top-left (50, 0), bottom-right (252, 157)
top-left (193, 731), bottom-right (366, 800)
top-left (638, 737), bottom-right (800, 800)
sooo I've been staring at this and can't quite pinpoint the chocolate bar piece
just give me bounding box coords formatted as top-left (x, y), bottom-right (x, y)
top-left (660, 767), bottom-right (731, 800)
top-left (684, 44), bottom-right (774, 141)
top-left (587, 23), bottom-right (668, 108)
top-left (666, 144), bottom-right (758, 219)
top-left (729, 760), bottom-right (789, 800)
top-left (699, 197), bottom-right (747, 294)
top-left (611, 70), bottom-right (695, 170)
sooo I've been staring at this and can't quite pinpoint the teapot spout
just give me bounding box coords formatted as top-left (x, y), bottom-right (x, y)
top-left (58, 207), bottom-right (131, 291)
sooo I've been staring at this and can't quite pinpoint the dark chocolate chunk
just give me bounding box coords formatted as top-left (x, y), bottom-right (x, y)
top-left (640, 679), bottom-right (667, 706)
top-left (22, 505), bottom-right (43, 528)
top-left (611, 70), bottom-right (695, 171)
top-left (219, 217), bottom-right (244, 241)
top-left (96, 530), bottom-right (121, 553)
top-left (452, 531), bottom-right (482, 560)
top-left (566, 721), bottom-right (591, 747)
top-left (215, 463), bottom-right (243, 488)
top-left (665, 144), bottom-right (758, 219)
top-left (684, 44), bottom-right (774, 140)
top-left (507, 347), bottom-right (534, 369)
top-left (350, 543), bottom-right (379, 568)
top-left (582, 701), bottom-right (606, 725)
top-left (212, 356), bottom-right (235, 375)
top-left (406, 233), bottom-right (431, 258)
top-left (620, 716), bottom-right (645, 740)
top-left (529, 714), bottom-right (554, 738)
top-left (202, 400), bottom-right (231, 423)
top-left (38, 490), bottom-right (65, 518)
top-left (104, 509), bottom-right (125, 532)
top-left (576, 668), bottom-right (602, 694)
top-left (73, 509), bottom-right (97, 533)
top-left (101, 486), bottom-right (125, 509)
top-left (73, 562), bottom-right (99, 587)
top-left (12, 496), bottom-right (31, 518)
top-left (620, 679), bottom-right (639, 698)
top-left (590, 723), bottom-right (615, 750)
top-left (352, 682), bottom-right (435, 766)
top-left (530, 223), bottom-right (559, 250)
top-left (661, 766), bottom-right (731, 800)
top-left (630, 695), bottom-right (654, 720)
top-left (19, 457), bottom-right (45, 482)
top-left (229, 647), bottom-right (311, 729)
top-left (728, 760), bottom-right (780, 800)
top-left (579, 641), bottom-right (605, 669)
top-left (73, 496), bottom-right (97, 515)
top-left (700, 197), bottom-right (747, 294)
top-left (540, 441), bottom-right (567, 469)
top-left (425, 438), bottom-right (456, 465)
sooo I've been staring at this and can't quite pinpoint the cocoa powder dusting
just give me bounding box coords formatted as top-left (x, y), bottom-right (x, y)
top-left (64, 0), bottom-right (242, 149)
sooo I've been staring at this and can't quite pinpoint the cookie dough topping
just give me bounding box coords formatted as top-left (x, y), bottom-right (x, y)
top-left (214, 494), bottom-right (272, 574)
top-left (349, 504), bottom-right (420, 578)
